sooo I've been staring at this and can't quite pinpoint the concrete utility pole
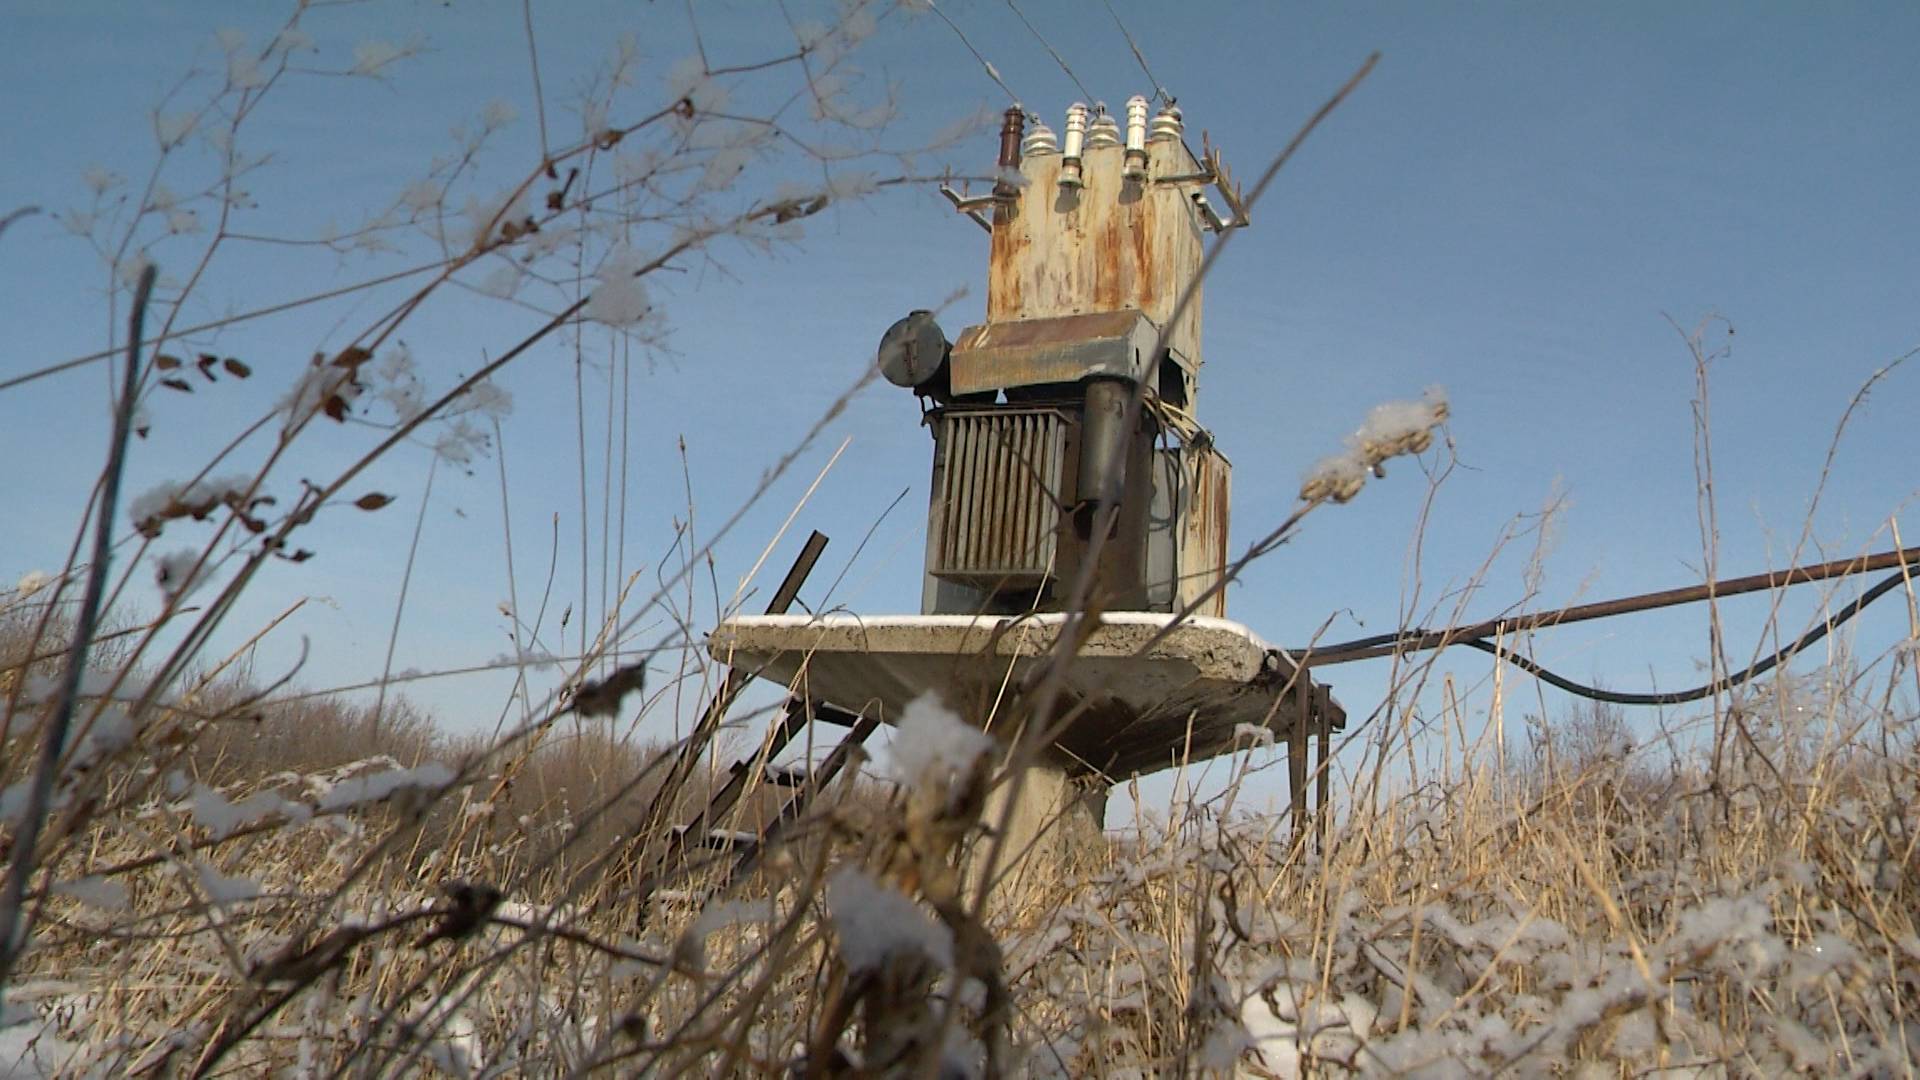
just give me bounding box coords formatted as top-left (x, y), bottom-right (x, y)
top-left (710, 98), bottom-right (1343, 888)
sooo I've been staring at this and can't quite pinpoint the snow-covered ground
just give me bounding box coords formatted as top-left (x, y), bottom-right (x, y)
top-left (0, 996), bottom-right (78, 1079)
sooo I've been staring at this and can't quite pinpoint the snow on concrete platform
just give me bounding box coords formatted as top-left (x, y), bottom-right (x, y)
top-left (708, 612), bottom-right (1343, 779)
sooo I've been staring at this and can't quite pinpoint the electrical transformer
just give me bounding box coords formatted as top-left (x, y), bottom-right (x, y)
top-left (879, 99), bottom-right (1240, 619)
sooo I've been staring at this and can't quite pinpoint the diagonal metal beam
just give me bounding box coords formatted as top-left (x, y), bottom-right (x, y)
top-left (1304, 545), bottom-right (1920, 666)
top-left (632, 532), bottom-right (828, 869)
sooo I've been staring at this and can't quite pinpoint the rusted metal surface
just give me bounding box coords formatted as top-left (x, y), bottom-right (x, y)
top-left (986, 140), bottom-right (1208, 371)
top-left (1306, 544), bottom-right (1920, 666)
top-left (927, 408), bottom-right (1070, 589)
top-left (1176, 444), bottom-right (1232, 619)
top-left (954, 308), bottom-right (1146, 348)
top-left (948, 309), bottom-right (1160, 395)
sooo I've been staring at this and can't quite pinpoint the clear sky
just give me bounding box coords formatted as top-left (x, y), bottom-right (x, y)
top-left (4, 2), bottom-right (1916, 819)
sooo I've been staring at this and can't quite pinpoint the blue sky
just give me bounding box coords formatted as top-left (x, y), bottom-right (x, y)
top-left (4, 2), bottom-right (1916, 818)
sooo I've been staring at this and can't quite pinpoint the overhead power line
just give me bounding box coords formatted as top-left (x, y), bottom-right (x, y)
top-left (1101, 0), bottom-right (1171, 103)
top-left (1004, 0), bottom-right (1096, 106)
top-left (923, 0), bottom-right (1022, 106)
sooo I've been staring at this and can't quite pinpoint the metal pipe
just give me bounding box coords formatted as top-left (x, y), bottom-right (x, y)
top-left (1077, 377), bottom-right (1132, 509)
top-left (1288, 675), bottom-right (1310, 848)
top-left (1304, 544), bottom-right (1920, 666)
top-left (1315, 697), bottom-right (1331, 852)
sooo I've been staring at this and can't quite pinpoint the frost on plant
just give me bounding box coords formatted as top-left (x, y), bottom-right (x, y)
top-left (220, 30), bottom-right (267, 92)
top-left (350, 39), bottom-right (405, 77)
top-left (477, 260), bottom-right (520, 299)
top-left (153, 548), bottom-right (209, 601)
top-left (664, 54), bottom-right (729, 116)
top-left (53, 876), bottom-right (130, 913)
top-left (154, 110), bottom-right (196, 148)
top-left (675, 899), bottom-right (777, 971)
top-left (1300, 386), bottom-right (1450, 503)
top-left (195, 863), bottom-right (262, 904)
top-left (457, 378), bottom-right (512, 422)
top-left (886, 693), bottom-right (993, 795)
top-left (82, 164), bottom-right (120, 195)
top-left (825, 867), bottom-right (952, 973)
top-left (11, 569), bottom-right (53, 598)
top-left (479, 98), bottom-right (518, 131)
top-left (461, 186), bottom-right (531, 251)
top-left (313, 761), bottom-right (454, 812)
top-left (277, 354), bottom-right (363, 427)
top-left (432, 418), bottom-right (491, 465)
top-left (372, 343), bottom-right (427, 422)
top-left (130, 475), bottom-right (256, 538)
top-left (583, 245), bottom-right (653, 328)
top-left (1232, 721), bottom-right (1275, 748)
top-left (186, 784), bottom-right (305, 840)
top-left (399, 178), bottom-right (442, 215)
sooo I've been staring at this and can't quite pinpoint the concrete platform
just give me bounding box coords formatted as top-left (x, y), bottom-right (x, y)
top-left (707, 612), bottom-right (1344, 780)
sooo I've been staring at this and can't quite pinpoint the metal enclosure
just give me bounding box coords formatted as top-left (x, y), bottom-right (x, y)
top-left (1145, 444), bottom-right (1232, 619)
top-left (985, 142), bottom-right (1209, 395)
top-left (915, 102), bottom-right (1236, 620)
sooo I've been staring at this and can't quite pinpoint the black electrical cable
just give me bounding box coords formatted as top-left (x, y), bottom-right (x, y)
top-left (1297, 569), bottom-right (1911, 707)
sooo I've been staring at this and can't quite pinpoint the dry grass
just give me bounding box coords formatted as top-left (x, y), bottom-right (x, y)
top-left (6, 580), bottom-right (1916, 1076)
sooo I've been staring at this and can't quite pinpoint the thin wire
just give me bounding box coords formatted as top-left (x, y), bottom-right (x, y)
top-left (1101, 0), bottom-right (1171, 103)
top-left (520, 0), bottom-right (551, 162)
top-left (925, 0), bottom-right (1022, 105)
top-left (1004, 0), bottom-right (1095, 105)
top-left (814, 486), bottom-right (911, 612)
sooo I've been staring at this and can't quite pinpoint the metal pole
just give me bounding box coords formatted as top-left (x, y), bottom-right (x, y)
top-left (1314, 685), bottom-right (1331, 854)
top-left (1289, 676), bottom-right (1310, 849)
top-left (1306, 545), bottom-right (1920, 666)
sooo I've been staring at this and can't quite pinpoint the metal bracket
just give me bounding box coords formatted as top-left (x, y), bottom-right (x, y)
top-left (940, 184), bottom-right (994, 234)
top-left (1152, 137), bottom-right (1249, 232)
top-left (1153, 168), bottom-right (1218, 186)
top-left (1205, 145), bottom-right (1251, 229)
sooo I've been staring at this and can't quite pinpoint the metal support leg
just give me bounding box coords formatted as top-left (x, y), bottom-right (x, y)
top-left (1315, 684), bottom-right (1332, 854)
top-left (1289, 675), bottom-right (1311, 850)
